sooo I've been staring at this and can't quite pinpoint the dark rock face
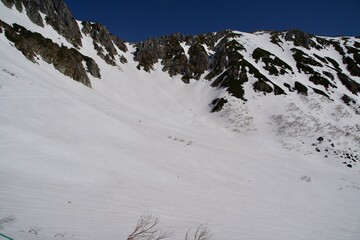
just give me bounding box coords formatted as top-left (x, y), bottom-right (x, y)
top-left (270, 29), bottom-right (331, 50)
top-left (2, 20), bottom-right (100, 87)
top-left (205, 32), bottom-right (286, 99)
top-left (84, 57), bottom-right (101, 79)
top-left (81, 21), bottom-right (127, 65)
top-left (211, 98), bottom-right (228, 112)
top-left (294, 81), bottom-right (308, 95)
top-left (161, 34), bottom-right (189, 78)
top-left (344, 56), bottom-right (360, 77)
top-left (309, 74), bottom-right (335, 90)
top-left (211, 64), bottom-right (248, 99)
top-left (292, 48), bottom-right (323, 74)
top-left (341, 94), bottom-right (356, 106)
top-left (207, 36), bottom-right (248, 99)
top-left (311, 87), bottom-right (331, 99)
top-left (253, 80), bottom-right (273, 94)
top-left (134, 32), bottom-right (226, 81)
top-left (337, 73), bottom-right (360, 95)
top-left (341, 94), bottom-right (360, 114)
top-left (284, 29), bottom-right (327, 50)
top-left (134, 37), bottom-right (165, 72)
top-left (188, 43), bottom-right (210, 79)
top-left (1, 0), bottom-right (82, 47)
top-left (133, 30), bottom-right (289, 99)
top-left (252, 47), bottom-right (293, 76)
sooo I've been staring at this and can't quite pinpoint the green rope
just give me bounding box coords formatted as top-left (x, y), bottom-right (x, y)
top-left (0, 233), bottom-right (14, 240)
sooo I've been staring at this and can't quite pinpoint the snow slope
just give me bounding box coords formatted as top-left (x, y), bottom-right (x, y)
top-left (1, 2), bottom-right (360, 240)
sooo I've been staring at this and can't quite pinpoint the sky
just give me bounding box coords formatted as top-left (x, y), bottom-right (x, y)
top-left (64, 0), bottom-right (360, 43)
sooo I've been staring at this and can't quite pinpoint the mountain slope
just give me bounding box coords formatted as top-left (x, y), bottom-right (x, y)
top-left (0, 1), bottom-right (360, 240)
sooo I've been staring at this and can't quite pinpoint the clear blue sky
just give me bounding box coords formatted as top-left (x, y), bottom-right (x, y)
top-left (64, 0), bottom-right (360, 42)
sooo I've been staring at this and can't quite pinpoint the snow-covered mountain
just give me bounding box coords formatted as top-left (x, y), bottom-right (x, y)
top-left (0, 0), bottom-right (359, 240)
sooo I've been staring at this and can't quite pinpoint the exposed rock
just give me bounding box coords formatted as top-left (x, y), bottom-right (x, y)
top-left (325, 56), bottom-right (341, 70)
top-left (1, 1), bottom-right (360, 117)
top-left (0, 0), bottom-right (13, 8)
top-left (161, 35), bottom-right (189, 78)
top-left (2, 21), bottom-right (100, 87)
top-left (134, 30), bottom-right (233, 81)
top-left (134, 38), bottom-right (164, 71)
top-left (252, 47), bottom-right (293, 75)
top-left (84, 57), bottom-right (101, 79)
top-left (270, 31), bottom-right (283, 49)
top-left (273, 84), bottom-right (286, 95)
top-left (207, 34), bottom-right (287, 99)
top-left (284, 29), bottom-right (322, 50)
top-left (1, 0), bottom-right (83, 47)
top-left (332, 41), bottom-right (346, 56)
top-left (323, 71), bottom-right (334, 80)
top-left (311, 87), bottom-right (331, 99)
top-left (119, 55), bottom-right (127, 64)
top-left (341, 94), bottom-right (356, 106)
top-left (110, 33), bottom-right (128, 53)
top-left (283, 83), bottom-right (294, 92)
top-left (253, 80), bottom-right (273, 94)
top-left (291, 48), bottom-right (322, 74)
top-left (309, 73), bottom-right (335, 89)
top-left (294, 81), bottom-right (308, 95)
top-left (211, 98), bottom-right (228, 112)
top-left (343, 56), bottom-right (360, 77)
top-left (81, 21), bottom-right (127, 65)
top-left (188, 43), bottom-right (210, 79)
top-left (211, 64), bottom-right (248, 100)
top-left (271, 29), bottom-right (331, 50)
top-left (337, 72), bottom-right (360, 95)
top-left (346, 46), bottom-right (360, 65)
top-left (206, 36), bottom-right (248, 99)
top-left (313, 54), bottom-right (329, 64)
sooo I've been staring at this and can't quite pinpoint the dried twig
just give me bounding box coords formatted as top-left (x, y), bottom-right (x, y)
top-left (0, 215), bottom-right (15, 230)
top-left (127, 214), bottom-right (172, 240)
top-left (185, 225), bottom-right (212, 240)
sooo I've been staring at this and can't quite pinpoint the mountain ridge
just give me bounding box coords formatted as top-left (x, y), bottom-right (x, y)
top-left (1, 0), bottom-right (359, 163)
top-left (1, 1), bottom-right (360, 239)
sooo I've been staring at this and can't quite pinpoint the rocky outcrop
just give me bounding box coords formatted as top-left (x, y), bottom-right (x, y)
top-left (271, 29), bottom-right (331, 50)
top-left (253, 80), bottom-right (273, 94)
top-left (1, 0), bottom-right (360, 110)
top-left (337, 72), bottom-right (360, 95)
top-left (206, 36), bottom-right (248, 99)
top-left (1, 0), bottom-right (82, 47)
top-left (133, 31), bottom-right (226, 82)
top-left (294, 81), bottom-right (308, 95)
top-left (161, 34), bottom-right (189, 78)
top-left (210, 98), bottom-right (228, 112)
top-left (133, 36), bottom-right (163, 71)
top-left (207, 34), bottom-right (286, 99)
top-left (252, 47), bottom-right (293, 75)
top-left (188, 43), bottom-right (210, 79)
top-left (2, 20), bottom-right (100, 87)
top-left (81, 21), bottom-right (127, 65)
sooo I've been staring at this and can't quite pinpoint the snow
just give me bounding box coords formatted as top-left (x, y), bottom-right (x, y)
top-left (0, 2), bottom-right (73, 48)
top-left (0, 7), bottom-right (360, 240)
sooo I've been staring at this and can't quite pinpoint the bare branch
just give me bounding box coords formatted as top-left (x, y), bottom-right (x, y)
top-left (185, 225), bottom-right (212, 240)
top-left (127, 214), bottom-right (172, 240)
top-left (55, 232), bottom-right (67, 238)
top-left (28, 225), bottom-right (42, 235)
top-left (0, 215), bottom-right (15, 230)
